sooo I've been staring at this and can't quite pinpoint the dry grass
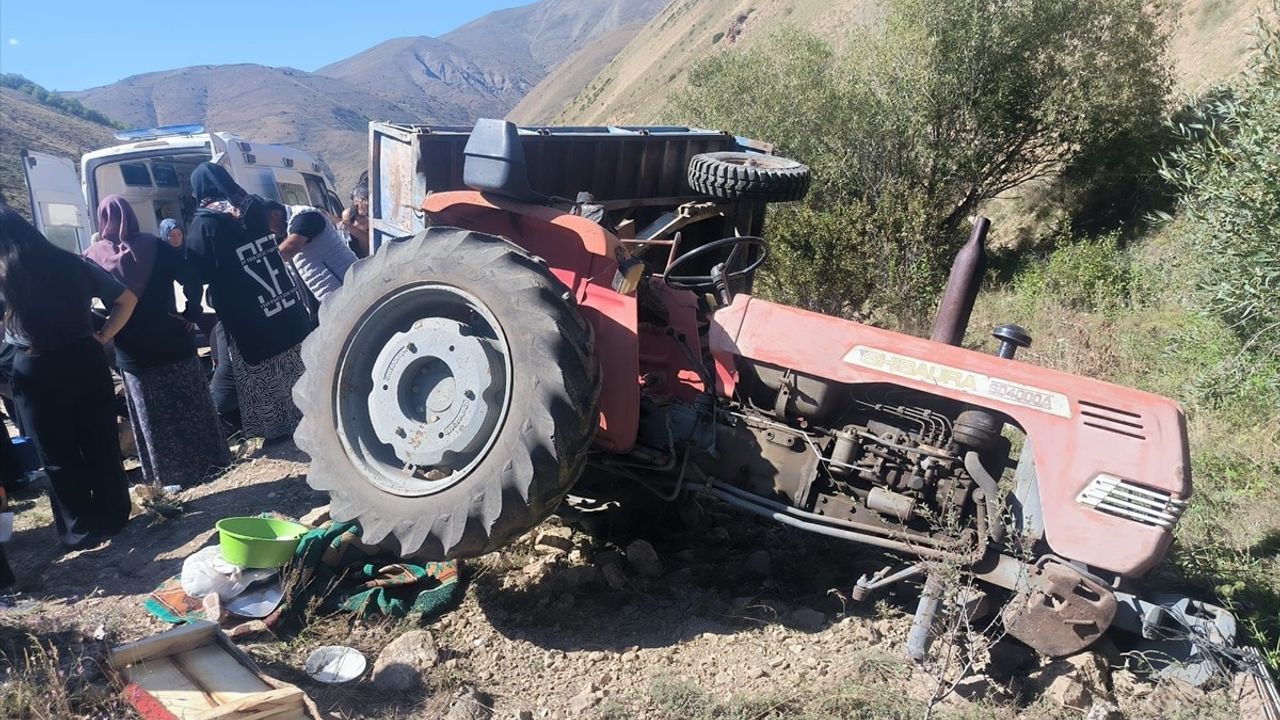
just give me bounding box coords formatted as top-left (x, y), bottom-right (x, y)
top-left (0, 623), bottom-right (136, 720)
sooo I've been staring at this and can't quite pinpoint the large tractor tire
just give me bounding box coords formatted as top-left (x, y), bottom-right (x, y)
top-left (687, 151), bottom-right (811, 202)
top-left (293, 227), bottom-right (601, 559)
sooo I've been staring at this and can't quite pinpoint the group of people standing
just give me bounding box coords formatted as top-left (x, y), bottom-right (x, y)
top-left (0, 163), bottom-right (367, 587)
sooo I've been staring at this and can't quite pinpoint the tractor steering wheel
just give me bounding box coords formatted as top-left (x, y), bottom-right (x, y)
top-left (663, 236), bottom-right (769, 297)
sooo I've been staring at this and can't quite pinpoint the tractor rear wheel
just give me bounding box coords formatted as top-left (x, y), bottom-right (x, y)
top-left (293, 227), bottom-right (600, 559)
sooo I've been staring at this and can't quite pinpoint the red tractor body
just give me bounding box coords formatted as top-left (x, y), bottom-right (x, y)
top-left (424, 189), bottom-right (1189, 578)
top-left (295, 120), bottom-right (1234, 682)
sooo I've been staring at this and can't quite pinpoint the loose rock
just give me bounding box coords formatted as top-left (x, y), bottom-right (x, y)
top-left (785, 608), bottom-right (826, 631)
top-left (371, 630), bottom-right (439, 691)
top-left (625, 538), bottom-right (664, 577)
top-left (745, 550), bottom-right (771, 577)
top-left (568, 685), bottom-right (600, 714)
top-left (1041, 651), bottom-right (1112, 710)
top-left (535, 527), bottom-right (574, 554)
top-left (600, 562), bottom-right (628, 589)
top-left (1084, 700), bottom-right (1123, 720)
top-left (444, 686), bottom-right (493, 720)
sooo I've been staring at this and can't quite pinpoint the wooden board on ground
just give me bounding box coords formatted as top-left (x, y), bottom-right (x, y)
top-left (109, 621), bottom-right (325, 720)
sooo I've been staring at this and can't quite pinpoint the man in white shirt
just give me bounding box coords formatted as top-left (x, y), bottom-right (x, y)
top-left (266, 202), bottom-right (358, 305)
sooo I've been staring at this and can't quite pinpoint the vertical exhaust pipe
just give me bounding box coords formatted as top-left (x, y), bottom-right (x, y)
top-left (930, 216), bottom-right (990, 346)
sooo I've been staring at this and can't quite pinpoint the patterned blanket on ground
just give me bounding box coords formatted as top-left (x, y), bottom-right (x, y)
top-left (144, 520), bottom-right (460, 630)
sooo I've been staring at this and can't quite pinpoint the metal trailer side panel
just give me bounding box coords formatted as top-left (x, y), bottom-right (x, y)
top-left (369, 123), bottom-right (748, 248)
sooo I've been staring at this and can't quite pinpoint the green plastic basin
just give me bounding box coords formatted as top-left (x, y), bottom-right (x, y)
top-left (216, 517), bottom-right (309, 569)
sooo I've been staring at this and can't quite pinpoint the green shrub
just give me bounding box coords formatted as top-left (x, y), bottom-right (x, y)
top-left (1156, 4), bottom-right (1280, 358)
top-left (670, 0), bottom-right (1169, 326)
top-left (1014, 231), bottom-right (1135, 312)
top-left (758, 184), bottom-right (947, 328)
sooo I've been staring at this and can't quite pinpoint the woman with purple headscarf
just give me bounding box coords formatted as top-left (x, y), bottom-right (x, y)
top-left (85, 196), bottom-right (229, 487)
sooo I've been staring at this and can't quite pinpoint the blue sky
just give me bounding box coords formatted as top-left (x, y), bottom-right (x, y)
top-left (0, 0), bottom-right (529, 91)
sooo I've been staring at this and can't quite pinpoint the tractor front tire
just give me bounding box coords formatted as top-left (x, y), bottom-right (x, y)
top-left (293, 227), bottom-right (600, 559)
top-left (688, 151), bottom-right (811, 202)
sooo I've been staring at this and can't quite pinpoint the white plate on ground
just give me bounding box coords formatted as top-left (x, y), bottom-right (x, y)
top-left (304, 645), bottom-right (366, 683)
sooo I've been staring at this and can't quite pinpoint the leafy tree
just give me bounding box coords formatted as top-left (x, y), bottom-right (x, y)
top-left (1157, 4), bottom-right (1280, 358)
top-left (670, 0), bottom-right (1169, 327)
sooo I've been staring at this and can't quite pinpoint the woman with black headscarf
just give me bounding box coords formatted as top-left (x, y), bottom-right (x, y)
top-left (186, 163), bottom-right (310, 440)
top-left (86, 195), bottom-right (230, 486)
top-left (0, 206), bottom-right (137, 549)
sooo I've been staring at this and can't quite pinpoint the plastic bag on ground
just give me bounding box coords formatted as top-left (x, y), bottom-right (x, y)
top-left (180, 546), bottom-right (275, 600)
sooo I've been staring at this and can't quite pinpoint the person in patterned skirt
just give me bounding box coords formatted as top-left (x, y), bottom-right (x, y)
top-left (185, 164), bottom-right (311, 440)
top-left (85, 196), bottom-right (230, 486)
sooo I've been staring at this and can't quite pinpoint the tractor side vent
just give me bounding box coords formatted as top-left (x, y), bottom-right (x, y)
top-left (1079, 399), bottom-right (1145, 440)
top-left (1077, 474), bottom-right (1187, 529)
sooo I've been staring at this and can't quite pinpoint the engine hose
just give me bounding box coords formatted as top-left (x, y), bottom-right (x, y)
top-left (965, 451), bottom-right (1006, 543)
top-left (699, 481), bottom-right (987, 564)
top-left (710, 480), bottom-right (957, 550)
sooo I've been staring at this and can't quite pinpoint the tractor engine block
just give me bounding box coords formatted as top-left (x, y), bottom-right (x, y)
top-left (709, 390), bottom-right (996, 547)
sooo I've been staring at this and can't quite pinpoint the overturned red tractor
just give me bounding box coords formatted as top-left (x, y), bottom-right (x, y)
top-left (294, 120), bottom-right (1236, 680)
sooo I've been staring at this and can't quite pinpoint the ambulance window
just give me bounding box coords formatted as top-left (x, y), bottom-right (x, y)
top-left (44, 202), bottom-right (80, 226)
top-left (239, 168), bottom-right (280, 202)
top-left (120, 163), bottom-right (153, 187)
top-left (279, 183), bottom-right (309, 206)
top-left (302, 173), bottom-right (328, 208)
top-left (40, 202), bottom-right (83, 253)
top-left (151, 163), bottom-right (180, 187)
top-left (325, 190), bottom-right (344, 216)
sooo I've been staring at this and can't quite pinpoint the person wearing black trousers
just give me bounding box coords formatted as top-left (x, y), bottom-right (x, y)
top-left (0, 207), bottom-right (138, 549)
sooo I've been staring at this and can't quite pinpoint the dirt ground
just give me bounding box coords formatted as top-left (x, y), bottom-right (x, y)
top-left (0, 440), bottom-right (1269, 719)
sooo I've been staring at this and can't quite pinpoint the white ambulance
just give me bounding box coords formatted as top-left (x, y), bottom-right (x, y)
top-left (22, 124), bottom-right (346, 254)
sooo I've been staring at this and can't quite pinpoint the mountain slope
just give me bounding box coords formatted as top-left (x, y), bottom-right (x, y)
top-left (318, 0), bottom-right (669, 123)
top-left (507, 23), bottom-right (648, 124)
top-left (315, 36), bottom-right (533, 123)
top-left (1168, 0), bottom-right (1274, 90)
top-left (554, 0), bottom-right (869, 124)
top-left (0, 87), bottom-right (118, 222)
top-left (68, 64), bottom-right (420, 193)
top-left (441, 0), bottom-right (669, 73)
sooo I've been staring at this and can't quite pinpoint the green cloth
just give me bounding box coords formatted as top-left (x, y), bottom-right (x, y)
top-left (271, 520), bottom-right (461, 626)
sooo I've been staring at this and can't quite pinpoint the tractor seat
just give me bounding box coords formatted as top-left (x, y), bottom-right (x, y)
top-left (463, 119), bottom-right (544, 204)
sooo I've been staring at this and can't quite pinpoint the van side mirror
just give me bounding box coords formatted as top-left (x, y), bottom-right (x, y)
top-left (463, 119), bottom-right (540, 202)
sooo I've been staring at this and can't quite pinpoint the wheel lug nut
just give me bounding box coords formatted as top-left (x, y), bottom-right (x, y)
top-left (395, 427), bottom-right (407, 438)
top-left (407, 343), bottom-right (418, 353)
